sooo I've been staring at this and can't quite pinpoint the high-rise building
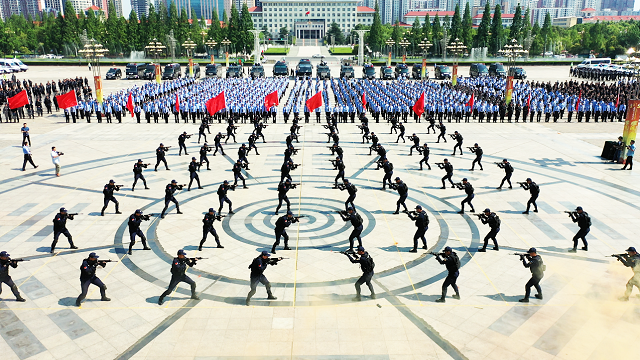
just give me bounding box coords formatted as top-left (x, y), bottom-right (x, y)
top-left (43, 0), bottom-right (63, 13)
top-left (69, 0), bottom-right (92, 13)
top-left (130, 0), bottom-right (149, 16)
top-left (1, 0), bottom-right (42, 19)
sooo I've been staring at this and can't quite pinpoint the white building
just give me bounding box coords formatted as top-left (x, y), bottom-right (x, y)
top-left (249, 1), bottom-right (375, 39)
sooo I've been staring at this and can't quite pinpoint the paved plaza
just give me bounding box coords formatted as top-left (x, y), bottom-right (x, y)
top-left (0, 64), bottom-right (639, 360)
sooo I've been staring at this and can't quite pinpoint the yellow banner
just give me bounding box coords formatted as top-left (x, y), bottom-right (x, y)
top-left (452, 65), bottom-right (458, 86)
top-left (623, 99), bottom-right (640, 162)
top-left (155, 64), bottom-right (161, 84)
top-left (387, 52), bottom-right (391, 66)
top-left (211, 55), bottom-right (214, 64)
top-left (226, 52), bottom-right (229, 67)
top-left (505, 76), bottom-right (514, 105)
top-left (421, 58), bottom-right (426, 79)
top-left (189, 58), bottom-right (194, 77)
top-left (94, 76), bottom-right (103, 103)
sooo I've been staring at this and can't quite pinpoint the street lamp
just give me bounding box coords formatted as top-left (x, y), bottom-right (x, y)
top-left (399, 38), bottom-right (410, 62)
top-left (385, 38), bottom-right (395, 57)
top-left (498, 38), bottom-right (527, 104)
top-left (418, 38), bottom-right (432, 80)
top-left (182, 37), bottom-right (197, 58)
top-left (221, 38), bottom-right (231, 66)
top-left (205, 38), bottom-right (217, 62)
top-left (145, 38), bottom-right (165, 61)
top-left (447, 38), bottom-right (465, 85)
top-left (78, 38), bottom-right (109, 103)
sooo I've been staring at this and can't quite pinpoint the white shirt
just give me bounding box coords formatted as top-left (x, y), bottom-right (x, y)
top-left (51, 151), bottom-right (60, 164)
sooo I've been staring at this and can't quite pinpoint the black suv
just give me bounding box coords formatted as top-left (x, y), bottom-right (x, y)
top-left (105, 68), bottom-right (121, 80)
top-left (380, 66), bottom-right (394, 79)
top-left (340, 63), bottom-right (354, 78)
top-left (226, 64), bottom-right (243, 78)
top-left (394, 64), bottom-right (409, 79)
top-left (143, 64), bottom-right (156, 80)
top-left (508, 67), bottom-right (527, 79)
top-left (205, 64), bottom-right (220, 78)
top-left (362, 64), bottom-right (376, 79)
top-left (434, 65), bottom-right (451, 80)
top-left (469, 63), bottom-right (488, 78)
top-left (316, 62), bottom-right (331, 79)
top-left (295, 59), bottom-right (313, 79)
top-left (488, 63), bottom-right (506, 78)
top-left (162, 63), bottom-right (181, 80)
top-left (250, 64), bottom-right (265, 79)
top-left (273, 61), bottom-right (289, 77)
top-left (412, 64), bottom-right (428, 79)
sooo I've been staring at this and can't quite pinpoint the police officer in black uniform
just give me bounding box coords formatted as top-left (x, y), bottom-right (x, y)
top-left (51, 207), bottom-right (77, 253)
top-left (100, 180), bottom-right (121, 216)
top-left (368, 132), bottom-right (379, 155)
top-left (246, 251), bottom-right (278, 305)
top-left (333, 156), bottom-right (345, 188)
top-left (392, 177), bottom-right (409, 214)
top-left (521, 178), bottom-right (539, 214)
top-left (158, 249), bottom-right (200, 305)
top-left (213, 132), bottom-right (225, 156)
top-left (161, 180), bottom-right (183, 218)
top-left (198, 123), bottom-right (207, 143)
top-left (76, 252), bottom-right (110, 306)
top-left (232, 159), bottom-right (248, 188)
top-left (340, 179), bottom-right (357, 210)
top-left (497, 159), bottom-right (513, 189)
top-left (436, 122), bottom-right (447, 143)
top-left (381, 159), bottom-right (394, 189)
top-left (470, 143), bottom-right (483, 171)
top-left (0, 251), bottom-right (26, 302)
top-left (434, 246), bottom-right (460, 302)
top-left (199, 144), bottom-right (211, 170)
top-left (217, 180), bottom-right (234, 215)
top-left (271, 211), bottom-right (299, 254)
top-left (248, 134), bottom-right (260, 155)
top-left (519, 248), bottom-right (544, 302)
top-left (339, 207), bottom-right (363, 252)
top-left (478, 208), bottom-right (500, 252)
top-left (440, 159), bottom-right (454, 189)
top-left (200, 208), bottom-right (224, 250)
top-left (419, 143), bottom-right (431, 170)
top-left (458, 178), bottom-right (475, 214)
top-left (128, 209), bottom-right (151, 255)
top-left (452, 131), bottom-right (463, 155)
top-left (395, 123), bottom-right (406, 143)
top-left (615, 247), bottom-right (640, 301)
top-left (225, 123), bottom-right (236, 143)
top-left (238, 144), bottom-right (250, 168)
top-left (407, 205), bottom-right (428, 252)
top-left (154, 143), bottom-right (170, 171)
top-left (344, 246), bottom-right (375, 301)
top-left (568, 206), bottom-right (590, 252)
top-left (275, 179), bottom-right (294, 215)
top-left (132, 159), bottom-right (149, 191)
top-left (408, 133), bottom-right (421, 155)
top-left (178, 132), bottom-right (189, 156)
top-left (280, 160), bottom-right (294, 183)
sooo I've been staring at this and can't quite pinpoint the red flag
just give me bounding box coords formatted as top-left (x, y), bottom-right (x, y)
top-left (575, 90), bottom-right (581, 111)
top-left (206, 91), bottom-right (226, 115)
top-left (616, 88), bottom-right (620, 108)
top-left (465, 93), bottom-right (474, 109)
top-left (305, 11), bottom-right (310, 15)
top-left (526, 93), bottom-right (531, 108)
top-left (264, 90), bottom-right (279, 109)
top-left (413, 92), bottom-right (425, 117)
top-left (305, 91), bottom-right (323, 112)
top-left (8, 90), bottom-right (29, 110)
top-left (362, 92), bottom-right (367, 111)
top-left (126, 92), bottom-right (134, 117)
top-left (175, 93), bottom-right (180, 113)
top-left (55, 89), bottom-right (77, 110)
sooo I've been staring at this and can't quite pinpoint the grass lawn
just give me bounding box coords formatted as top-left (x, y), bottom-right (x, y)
top-left (330, 47), bottom-right (354, 55)
top-left (264, 48), bottom-right (290, 55)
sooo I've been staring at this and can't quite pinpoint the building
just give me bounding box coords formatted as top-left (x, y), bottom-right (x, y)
top-left (1, 0), bottom-right (42, 19)
top-left (249, 1), bottom-right (375, 40)
top-left (403, 10), bottom-right (455, 25)
top-left (472, 13), bottom-right (519, 27)
top-left (552, 15), bottom-right (581, 26)
top-left (582, 13), bottom-right (640, 20)
top-left (130, 0), bottom-right (149, 16)
top-left (43, 0), bottom-right (64, 14)
top-left (69, 0), bottom-right (93, 13)
top-left (532, 7), bottom-right (574, 25)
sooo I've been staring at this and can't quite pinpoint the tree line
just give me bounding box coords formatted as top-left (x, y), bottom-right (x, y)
top-left (0, 0), bottom-right (255, 57)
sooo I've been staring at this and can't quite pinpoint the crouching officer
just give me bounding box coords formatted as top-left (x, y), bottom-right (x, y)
top-left (158, 249), bottom-right (200, 305)
top-left (344, 246), bottom-right (375, 301)
top-left (478, 208), bottom-right (500, 252)
top-left (434, 247), bottom-right (460, 302)
top-left (0, 251), bottom-right (26, 302)
top-left (76, 252), bottom-right (110, 306)
top-left (407, 205), bottom-right (428, 253)
top-left (200, 208), bottom-right (224, 251)
top-left (51, 207), bottom-right (78, 253)
top-left (100, 180), bottom-right (122, 216)
top-left (246, 251), bottom-right (278, 305)
top-left (614, 247), bottom-right (640, 301)
top-left (128, 210), bottom-right (151, 255)
top-left (519, 247), bottom-right (544, 302)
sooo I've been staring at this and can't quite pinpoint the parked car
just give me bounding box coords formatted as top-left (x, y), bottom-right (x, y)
top-left (312, 54), bottom-right (322, 58)
top-left (105, 68), bottom-right (122, 80)
top-left (362, 64), bottom-right (376, 79)
top-left (273, 60), bottom-right (289, 77)
top-left (508, 67), bottom-right (527, 79)
top-left (295, 59), bottom-right (313, 79)
top-left (394, 63), bottom-right (409, 79)
top-left (143, 63), bottom-right (157, 80)
top-left (380, 66), bottom-right (394, 79)
top-left (469, 63), bottom-right (488, 78)
top-left (411, 64), bottom-right (429, 79)
top-left (316, 61), bottom-right (331, 79)
top-left (250, 64), bottom-right (265, 79)
top-left (162, 63), bottom-right (181, 80)
top-left (226, 64), bottom-right (243, 78)
top-left (488, 63), bottom-right (506, 78)
top-left (434, 65), bottom-right (451, 80)
top-left (340, 62), bottom-right (354, 79)
top-left (205, 64), bottom-right (221, 77)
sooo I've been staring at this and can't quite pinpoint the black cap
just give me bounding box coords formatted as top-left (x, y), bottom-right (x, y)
top-left (88, 252), bottom-right (99, 259)
top-left (444, 246), bottom-right (452, 252)
top-left (576, 206), bottom-right (583, 211)
top-left (462, 178), bottom-right (468, 181)
top-left (223, 180), bottom-right (228, 184)
top-left (109, 179), bottom-right (115, 183)
top-left (261, 251), bottom-right (270, 257)
top-left (171, 180), bottom-right (177, 184)
top-left (177, 249), bottom-right (186, 256)
top-left (286, 210), bottom-right (293, 215)
top-left (208, 208), bottom-right (214, 212)
top-left (626, 247), bottom-right (637, 252)
top-left (138, 159), bottom-right (142, 162)
top-left (60, 207), bottom-right (67, 212)
top-left (484, 208), bottom-right (490, 213)
top-left (526, 178), bottom-right (532, 181)
top-left (285, 179), bottom-right (291, 182)
top-left (160, 143), bottom-right (164, 146)
top-left (0, 251), bottom-right (10, 257)
top-left (395, 177), bottom-right (400, 181)
top-left (528, 247), bottom-right (537, 253)
top-left (347, 207), bottom-right (353, 211)
top-left (192, 157), bottom-right (196, 160)
top-left (135, 209), bottom-right (142, 214)
top-left (415, 205), bottom-right (422, 210)
top-left (356, 246), bottom-right (365, 252)
top-left (503, 159), bottom-right (508, 162)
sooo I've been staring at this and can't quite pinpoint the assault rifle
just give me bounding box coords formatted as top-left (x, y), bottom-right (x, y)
top-left (67, 213), bottom-right (79, 220)
top-left (336, 210), bottom-right (349, 216)
top-left (114, 185), bottom-right (124, 190)
top-left (495, 162), bottom-right (506, 169)
top-left (435, 124), bottom-right (444, 130)
top-left (289, 183), bottom-right (300, 189)
top-left (429, 252), bottom-right (445, 257)
top-left (407, 210), bottom-right (419, 217)
top-left (291, 164), bottom-right (300, 170)
top-left (408, 135), bottom-right (418, 142)
top-left (290, 148), bottom-right (299, 155)
top-left (228, 184), bottom-right (237, 190)
top-left (203, 146), bottom-right (213, 152)
top-left (512, 253), bottom-right (531, 260)
top-left (97, 259), bottom-right (118, 265)
top-left (241, 163), bottom-right (250, 170)
top-left (8, 258), bottom-right (29, 262)
top-left (517, 182), bottom-right (529, 189)
top-left (452, 182), bottom-right (464, 190)
top-left (340, 250), bottom-right (358, 258)
top-left (139, 163), bottom-right (150, 168)
top-left (56, 151), bottom-right (65, 156)
top-left (564, 211), bottom-right (578, 217)
top-left (215, 215), bottom-right (226, 221)
top-left (468, 147), bottom-right (478, 153)
top-left (436, 162), bottom-right (446, 169)
top-left (449, 134), bottom-right (457, 140)
top-left (267, 257), bottom-right (287, 265)
top-left (609, 253), bottom-right (628, 259)
top-left (335, 183), bottom-right (347, 191)
top-left (175, 184), bottom-right (187, 190)
top-left (184, 134), bottom-right (193, 138)
top-left (189, 257), bottom-right (208, 262)
top-left (329, 159), bottom-right (339, 168)
top-left (474, 213), bottom-right (488, 220)
top-left (141, 213), bottom-right (157, 221)
top-left (162, 146), bottom-right (171, 151)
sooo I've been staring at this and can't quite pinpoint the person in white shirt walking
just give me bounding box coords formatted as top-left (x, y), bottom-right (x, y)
top-left (51, 146), bottom-right (62, 176)
top-left (22, 142), bottom-right (38, 171)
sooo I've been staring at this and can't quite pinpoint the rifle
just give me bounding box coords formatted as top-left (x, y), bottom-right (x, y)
top-left (292, 215), bottom-right (306, 222)
top-left (291, 164), bottom-right (300, 170)
top-left (229, 184), bottom-right (237, 190)
top-left (141, 213), bottom-right (157, 221)
top-left (67, 213), bottom-right (79, 220)
top-left (453, 182), bottom-right (464, 190)
top-left (9, 258), bottom-right (29, 262)
top-left (176, 184), bottom-right (187, 190)
top-left (162, 146), bottom-right (171, 151)
top-left (435, 124), bottom-right (443, 129)
top-left (429, 252), bottom-right (445, 257)
top-left (203, 146), bottom-right (213, 152)
top-left (467, 147), bottom-right (477, 153)
top-left (241, 163), bottom-right (250, 170)
top-left (609, 253), bottom-right (628, 258)
top-left (329, 159), bottom-right (339, 168)
top-left (340, 250), bottom-right (359, 258)
top-left (336, 210), bottom-right (348, 216)
top-left (267, 257), bottom-right (287, 265)
top-left (512, 253), bottom-right (530, 260)
top-left (564, 211), bottom-right (577, 217)
top-left (140, 163), bottom-right (150, 168)
top-left (291, 148), bottom-right (299, 155)
top-left (114, 185), bottom-right (124, 190)
top-left (407, 210), bottom-right (419, 217)
top-left (365, 135), bottom-right (372, 140)
top-left (189, 257), bottom-right (207, 261)
top-left (448, 134), bottom-right (457, 140)
top-left (495, 162), bottom-right (506, 169)
top-left (185, 134), bottom-right (193, 138)
top-left (517, 182), bottom-right (529, 189)
top-left (97, 259), bottom-right (118, 265)
top-left (474, 213), bottom-right (487, 220)
top-left (290, 183), bottom-right (300, 189)
top-left (335, 183), bottom-right (346, 191)
top-left (389, 183), bottom-right (399, 190)
top-left (408, 136), bottom-right (417, 142)
top-left (436, 162), bottom-right (446, 169)
top-left (215, 215), bottom-right (226, 221)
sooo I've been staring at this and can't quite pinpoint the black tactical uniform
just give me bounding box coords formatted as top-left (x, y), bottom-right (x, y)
top-left (435, 248), bottom-right (460, 302)
top-left (154, 145), bottom-right (170, 171)
top-left (393, 179), bottom-right (409, 214)
top-left (233, 161), bottom-right (247, 188)
top-left (520, 249), bottom-right (544, 302)
top-left (470, 145), bottom-right (483, 171)
top-left (340, 209), bottom-right (363, 250)
top-left (158, 250), bottom-right (200, 305)
top-left (346, 247), bottom-right (375, 301)
top-left (479, 210), bottom-right (500, 252)
top-left (246, 252), bottom-right (277, 305)
top-left (100, 182), bottom-right (121, 216)
top-left (419, 145), bottom-right (431, 170)
top-left (408, 207), bottom-right (429, 252)
top-left (569, 208), bottom-right (590, 252)
top-left (271, 213), bottom-right (298, 253)
top-left (51, 209), bottom-right (77, 253)
top-left (200, 209), bottom-right (223, 250)
top-left (128, 211), bottom-right (151, 254)
top-left (161, 182), bottom-right (183, 218)
top-left (76, 253), bottom-right (110, 306)
top-left (275, 180), bottom-right (293, 215)
top-left (0, 252), bottom-right (26, 301)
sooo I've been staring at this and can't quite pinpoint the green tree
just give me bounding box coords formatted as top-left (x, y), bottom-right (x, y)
top-left (422, 14), bottom-right (431, 42)
top-left (240, 2), bottom-right (255, 52)
top-left (391, 20), bottom-right (402, 45)
top-left (431, 14), bottom-right (442, 55)
top-left (369, 0), bottom-right (384, 52)
top-left (127, 10), bottom-right (140, 51)
top-left (62, 0), bottom-right (79, 47)
top-left (222, 10), bottom-right (228, 40)
top-left (474, 2), bottom-right (491, 48)
top-left (450, 5), bottom-right (462, 42)
top-left (227, 3), bottom-right (241, 53)
top-left (541, 12), bottom-right (552, 53)
top-left (209, 9), bottom-right (222, 43)
top-left (510, 4), bottom-right (522, 42)
top-left (408, 17), bottom-right (421, 55)
top-left (326, 22), bottom-right (345, 44)
top-left (462, 2), bottom-right (472, 48)
top-left (489, 4), bottom-right (503, 54)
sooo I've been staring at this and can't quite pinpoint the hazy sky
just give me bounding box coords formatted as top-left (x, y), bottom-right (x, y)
top-left (122, 1), bottom-right (131, 16)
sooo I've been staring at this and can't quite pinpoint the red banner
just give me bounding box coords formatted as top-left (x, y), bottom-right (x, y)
top-left (505, 76), bottom-right (514, 105)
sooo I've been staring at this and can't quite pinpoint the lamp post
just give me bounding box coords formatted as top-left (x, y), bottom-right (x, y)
top-left (399, 38), bottom-right (410, 62)
top-left (221, 38), bottom-right (231, 67)
top-left (446, 38), bottom-right (465, 85)
top-left (145, 38), bottom-right (165, 61)
top-left (205, 38), bottom-right (217, 64)
top-left (418, 38), bottom-right (432, 80)
top-left (182, 37), bottom-right (197, 59)
top-left (498, 38), bottom-right (527, 105)
top-left (385, 38), bottom-right (395, 65)
top-left (78, 38), bottom-right (109, 103)
top-left (354, 30), bottom-right (369, 66)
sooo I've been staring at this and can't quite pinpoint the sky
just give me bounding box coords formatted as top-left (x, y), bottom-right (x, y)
top-left (122, 0), bottom-right (131, 16)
